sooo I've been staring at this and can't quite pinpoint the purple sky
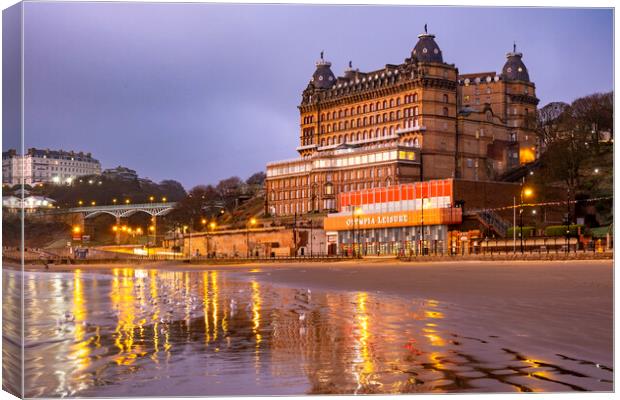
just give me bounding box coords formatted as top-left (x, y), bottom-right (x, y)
top-left (4, 3), bottom-right (614, 189)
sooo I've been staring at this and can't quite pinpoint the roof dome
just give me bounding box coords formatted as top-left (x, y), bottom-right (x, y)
top-left (311, 52), bottom-right (336, 89)
top-left (411, 26), bottom-right (443, 63)
top-left (502, 45), bottom-right (530, 82)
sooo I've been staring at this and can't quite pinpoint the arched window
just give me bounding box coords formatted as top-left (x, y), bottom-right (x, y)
top-left (396, 110), bottom-right (401, 119)
top-left (344, 109), bottom-right (348, 117)
top-left (356, 118), bottom-right (361, 127)
top-left (356, 106), bottom-right (361, 114)
top-left (321, 138), bottom-right (325, 146)
top-left (382, 127), bottom-right (387, 137)
top-left (332, 111), bottom-right (337, 119)
top-left (338, 122), bottom-right (343, 130)
top-left (396, 97), bottom-right (401, 106)
top-left (389, 99), bottom-right (394, 107)
top-left (344, 121), bottom-right (348, 129)
top-left (443, 94), bottom-right (449, 103)
top-left (363, 130), bottom-right (367, 139)
top-left (350, 133), bottom-right (354, 142)
top-left (338, 135), bottom-right (343, 143)
top-left (376, 101), bottom-right (381, 110)
top-left (363, 117), bottom-right (367, 126)
top-left (382, 100), bottom-right (387, 109)
top-left (383, 113), bottom-right (387, 122)
top-left (363, 105), bottom-right (367, 113)
top-left (414, 106), bottom-right (419, 116)
top-left (338, 110), bottom-right (343, 118)
top-left (370, 116), bottom-right (374, 124)
top-left (356, 132), bottom-right (361, 141)
top-left (413, 93), bottom-right (418, 102)
top-left (389, 126), bottom-right (394, 135)
top-left (443, 107), bottom-right (449, 117)
top-left (326, 137), bottom-right (331, 145)
top-left (389, 112), bottom-right (394, 121)
top-left (375, 128), bottom-right (380, 137)
top-left (414, 137), bottom-right (419, 147)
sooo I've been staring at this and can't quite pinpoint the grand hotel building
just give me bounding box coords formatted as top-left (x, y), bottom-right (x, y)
top-left (265, 28), bottom-right (538, 217)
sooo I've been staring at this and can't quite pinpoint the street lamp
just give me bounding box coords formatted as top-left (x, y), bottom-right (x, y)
top-left (112, 198), bottom-right (117, 205)
top-left (519, 186), bottom-right (534, 254)
top-left (91, 201), bottom-right (96, 206)
top-left (125, 199), bottom-right (130, 204)
top-left (149, 196), bottom-right (155, 203)
top-left (162, 197), bottom-right (167, 203)
top-left (247, 217), bottom-right (257, 258)
top-left (78, 200), bottom-right (83, 206)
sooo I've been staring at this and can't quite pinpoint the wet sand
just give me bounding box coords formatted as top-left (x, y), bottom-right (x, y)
top-left (19, 258), bottom-right (613, 365)
top-left (5, 259), bottom-right (613, 395)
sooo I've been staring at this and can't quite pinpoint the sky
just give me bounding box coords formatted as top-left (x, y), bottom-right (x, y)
top-left (2, 3), bottom-right (614, 189)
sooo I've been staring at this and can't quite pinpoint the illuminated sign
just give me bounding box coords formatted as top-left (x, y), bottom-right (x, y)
top-left (325, 208), bottom-right (462, 231)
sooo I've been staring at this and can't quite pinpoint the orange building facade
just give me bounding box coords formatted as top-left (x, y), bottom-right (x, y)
top-left (324, 179), bottom-right (462, 255)
top-left (265, 29), bottom-right (538, 217)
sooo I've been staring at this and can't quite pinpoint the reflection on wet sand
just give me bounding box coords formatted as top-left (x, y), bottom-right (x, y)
top-left (4, 268), bottom-right (612, 397)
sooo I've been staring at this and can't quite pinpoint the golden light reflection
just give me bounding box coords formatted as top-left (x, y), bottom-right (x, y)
top-left (203, 273), bottom-right (210, 344)
top-left (211, 271), bottom-right (219, 342)
top-left (111, 268), bottom-right (137, 365)
top-left (251, 280), bottom-right (262, 376)
top-left (149, 270), bottom-right (160, 364)
top-left (71, 269), bottom-right (90, 372)
top-left (354, 292), bottom-right (375, 391)
top-left (424, 310), bottom-right (444, 319)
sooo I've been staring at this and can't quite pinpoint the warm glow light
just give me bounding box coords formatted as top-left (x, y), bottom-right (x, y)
top-left (162, 197), bottom-right (167, 202)
top-left (125, 199), bottom-right (130, 204)
top-left (112, 226), bottom-right (118, 232)
top-left (249, 218), bottom-right (257, 226)
top-left (136, 228), bottom-right (143, 234)
top-left (201, 218), bottom-right (207, 225)
top-left (523, 187), bottom-right (534, 198)
top-left (209, 222), bottom-right (216, 230)
top-left (149, 196), bottom-right (155, 201)
top-left (149, 226), bottom-right (155, 232)
top-left (78, 200), bottom-right (83, 206)
top-left (73, 226), bottom-right (81, 234)
top-left (112, 198), bottom-right (117, 204)
top-left (91, 201), bottom-right (96, 206)
top-left (354, 207), bottom-right (364, 216)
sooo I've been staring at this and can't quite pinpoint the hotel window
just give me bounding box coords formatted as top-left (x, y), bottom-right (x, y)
top-left (486, 87), bottom-right (491, 94)
top-left (396, 98), bottom-right (401, 106)
top-left (396, 110), bottom-right (401, 119)
top-left (383, 113), bottom-right (387, 122)
top-left (344, 109), bottom-right (349, 117)
top-left (414, 107), bottom-right (419, 116)
top-left (363, 105), bottom-right (367, 113)
top-left (376, 101), bottom-right (381, 110)
top-left (475, 98), bottom-right (480, 105)
top-left (413, 93), bottom-right (418, 102)
top-left (370, 116), bottom-right (374, 124)
top-left (389, 112), bottom-right (394, 121)
top-left (356, 106), bottom-right (361, 114)
top-left (389, 99), bottom-right (394, 107)
top-left (466, 159), bottom-right (473, 168)
top-left (370, 103), bottom-right (374, 112)
top-left (443, 94), bottom-right (449, 103)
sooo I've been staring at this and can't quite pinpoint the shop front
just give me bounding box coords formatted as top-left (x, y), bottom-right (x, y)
top-left (324, 179), bottom-right (462, 256)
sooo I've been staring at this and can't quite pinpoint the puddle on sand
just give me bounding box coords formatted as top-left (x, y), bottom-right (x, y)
top-left (2, 268), bottom-right (612, 397)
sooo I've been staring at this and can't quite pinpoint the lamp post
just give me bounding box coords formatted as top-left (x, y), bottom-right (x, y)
top-left (420, 196), bottom-right (426, 256)
top-left (565, 187), bottom-right (571, 254)
top-left (354, 207), bottom-right (363, 258)
top-left (209, 221), bottom-right (216, 257)
top-left (247, 217), bottom-right (257, 258)
top-left (519, 186), bottom-right (534, 254)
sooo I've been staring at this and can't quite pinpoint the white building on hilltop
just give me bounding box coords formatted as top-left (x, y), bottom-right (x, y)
top-left (2, 148), bottom-right (101, 186)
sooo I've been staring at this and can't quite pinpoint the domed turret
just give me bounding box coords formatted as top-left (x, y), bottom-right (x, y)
top-left (501, 43), bottom-right (530, 82)
top-left (411, 24), bottom-right (443, 63)
top-left (311, 51), bottom-right (336, 89)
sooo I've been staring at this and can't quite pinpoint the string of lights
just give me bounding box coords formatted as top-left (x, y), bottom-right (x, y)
top-left (467, 196), bottom-right (613, 214)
